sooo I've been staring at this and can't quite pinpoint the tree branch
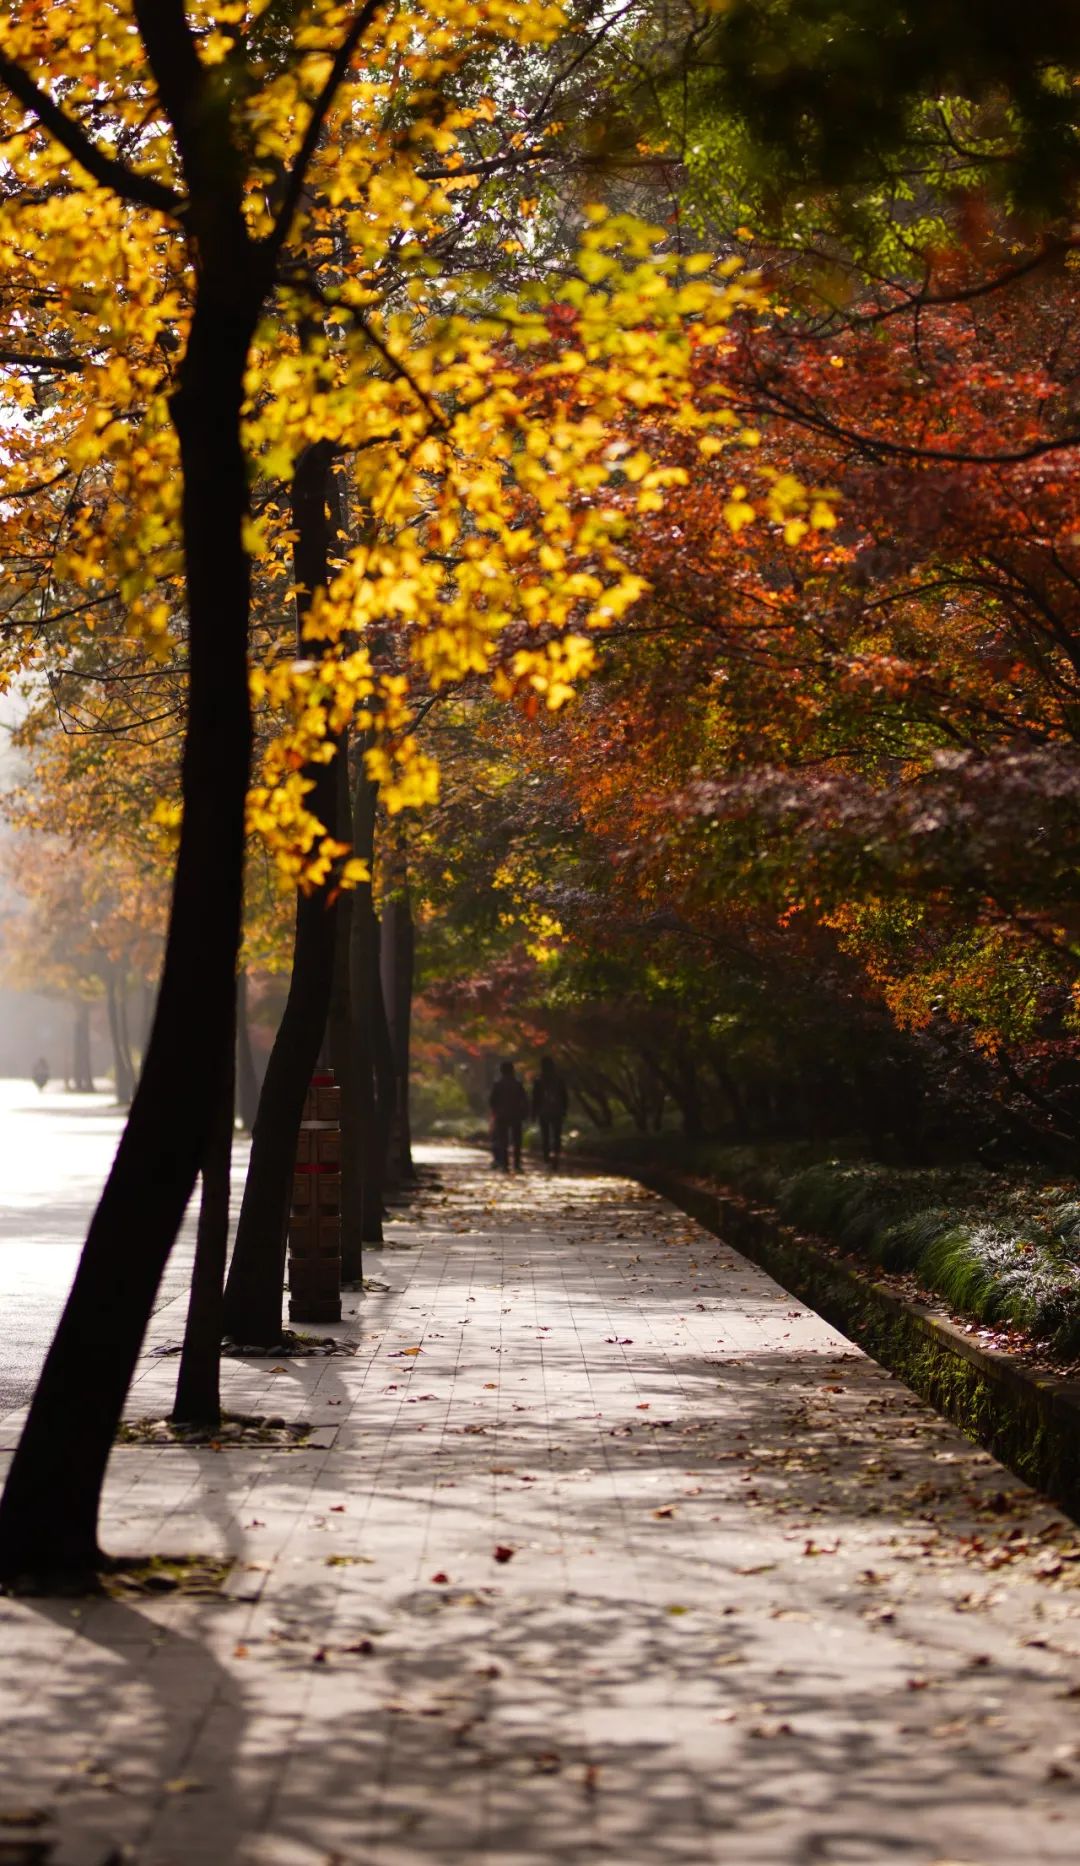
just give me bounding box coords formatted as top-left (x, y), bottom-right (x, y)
top-left (746, 373), bottom-right (1080, 467)
top-left (0, 56), bottom-right (181, 215)
top-left (131, 0), bottom-right (209, 188)
top-left (263, 0), bottom-right (385, 270)
top-left (0, 347), bottom-right (85, 373)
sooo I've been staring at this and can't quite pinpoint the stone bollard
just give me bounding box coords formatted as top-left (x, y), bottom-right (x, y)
top-left (288, 1070), bottom-right (342, 1324)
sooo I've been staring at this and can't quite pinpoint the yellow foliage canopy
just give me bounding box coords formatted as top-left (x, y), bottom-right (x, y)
top-left (0, 1), bottom-right (829, 888)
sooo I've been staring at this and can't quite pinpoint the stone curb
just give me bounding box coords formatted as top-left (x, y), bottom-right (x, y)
top-left (626, 1163), bottom-right (1080, 1521)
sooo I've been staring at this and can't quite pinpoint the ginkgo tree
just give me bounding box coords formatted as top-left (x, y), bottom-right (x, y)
top-left (0, 1), bottom-right (815, 1583)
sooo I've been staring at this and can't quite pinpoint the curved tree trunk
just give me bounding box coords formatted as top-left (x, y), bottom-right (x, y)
top-left (350, 758), bottom-right (384, 1245)
top-left (222, 441), bottom-right (340, 1348)
top-left (104, 969), bottom-right (135, 1105)
top-left (72, 999), bottom-right (94, 1094)
top-left (371, 915), bottom-right (398, 1194)
top-left (329, 743), bottom-right (364, 1282)
top-left (0, 291), bottom-right (257, 1584)
top-left (379, 859), bottom-right (416, 1184)
top-left (118, 979), bottom-right (137, 1093)
top-left (140, 977), bottom-right (156, 1055)
top-left (172, 1024), bottom-right (236, 1429)
top-left (644, 1047), bottom-right (705, 1142)
top-left (235, 967), bottom-right (260, 1132)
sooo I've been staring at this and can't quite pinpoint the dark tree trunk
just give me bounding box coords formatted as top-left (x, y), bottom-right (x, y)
top-left (172, 1026), bottom-right (235, 1429)
top-left (72, 1000), bottom-right (94, 1093)
top-left (222, 441), bottom-right (341, 1348)
top-left (675, 1056), bottom-right (704, 1141)
top-left (0, 290), bottom-right (257, 1584)
top-left (379, 860), bottom-right (416, 1183)
top-left (371, 915), bottom-right (398, 1193)
top-left (709, 1050), bottom-right (748, 1141)
top-left (104, 969), bottom-right (134, 1105)
top-left (349, 759), bottom-right (384, 1245)
top-left (329, 743), bottom-right (364, 1282)
top-left (140, 976), bottom-right (156, 1054)
top-left (612, 1058), bottom-right (651, 1133)
top-left (571, 1065), bottom-right (613, 1130)
top-left (645, 1048), bottom-right (705, 1142)
top-left (118, 980), bottom-right (137, 1090)
top-left (235, 967), bottom-right (260, 1132)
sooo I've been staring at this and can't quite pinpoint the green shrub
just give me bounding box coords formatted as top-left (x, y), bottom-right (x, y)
top-left (411, 1072), bottom-right (472, 1137)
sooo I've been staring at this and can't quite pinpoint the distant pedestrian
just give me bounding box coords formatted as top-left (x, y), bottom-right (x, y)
top-left (30, 1056), bottom-right (49, 1093)
top-left (532, 1055), bottom-right (568, 1167)
top-left (490, 1060), bottom-right (528, 1171)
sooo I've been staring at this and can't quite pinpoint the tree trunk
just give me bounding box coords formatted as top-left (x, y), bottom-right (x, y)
top-left (379, 853), bottom-right (416, 1183)
top-left (172, 1025), bottom-right (235, 1429)
top-left (118, 979), bottom-right (137, 1091)
top-left (571, 1063), bottom-right (613, 1130)
top-left (349, 758), bottom-right (384, 1245)
top-left (222, 441), bottom-right (341, 1348)
top-left (72, 1000), bottom-right (94, 1093)
top-left (371, 914), bottom-right (398, 1193)
top-left (329, 743), bottom-right (364, 1282)
top-left (644, 1048), bottom-right (705, 1142)
top-left (235, 967), bottom-right (260, 1132)
top-left (140, 976), bottom-right (156, 1054)
top-left (0, 290), bottom-right (257, 1584)
top-left (104, 969), bottom-right (134, 1105)
top-left (709, 1049), bottom-right (748, 1141)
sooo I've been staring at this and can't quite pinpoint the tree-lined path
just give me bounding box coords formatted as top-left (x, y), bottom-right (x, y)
top-left (2, 1148), bottom-right (1080, 1864)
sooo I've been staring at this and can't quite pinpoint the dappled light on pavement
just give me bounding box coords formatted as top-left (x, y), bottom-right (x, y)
top-left (2, 1149), bottom-right (1079, 1863)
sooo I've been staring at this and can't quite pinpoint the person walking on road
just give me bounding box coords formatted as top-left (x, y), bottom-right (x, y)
top-left (532, 1055), bottom-right (569, 1168)
top-left (490, 1060), bottom-right (528, 1172)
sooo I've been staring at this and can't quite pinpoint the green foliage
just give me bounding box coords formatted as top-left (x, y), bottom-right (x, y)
top-left (411, 1071), bottom-right (475, 1136)
top-left (676, 73), bottom-right (958, 275)
top-left (695, 0), bottom-right (1080, 212)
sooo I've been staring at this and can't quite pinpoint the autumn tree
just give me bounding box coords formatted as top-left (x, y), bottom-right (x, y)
top-left (0, 0), bottom-right (778, 1580)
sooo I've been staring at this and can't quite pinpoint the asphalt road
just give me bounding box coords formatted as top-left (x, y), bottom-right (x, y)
top-left (0, 1076), bottom-right (207, 1412)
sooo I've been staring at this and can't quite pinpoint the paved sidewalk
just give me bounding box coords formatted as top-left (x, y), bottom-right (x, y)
top-left (2, 1150), bottom-right (1080, 1866)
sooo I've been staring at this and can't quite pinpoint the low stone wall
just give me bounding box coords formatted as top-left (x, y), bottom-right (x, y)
top-left (635, 1166), bottom-right (1080, 1521)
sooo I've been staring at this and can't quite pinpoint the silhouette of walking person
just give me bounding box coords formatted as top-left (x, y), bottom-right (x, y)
top-left (532, 1055), bottom-right (568, 1168)
top-left (490, 1060), bottom-right (528, 1172)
